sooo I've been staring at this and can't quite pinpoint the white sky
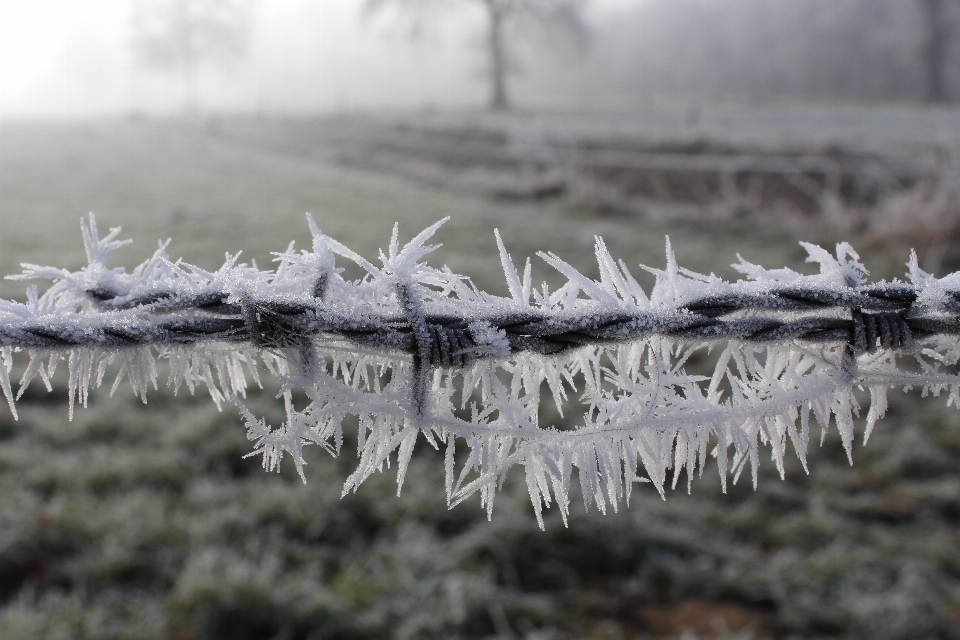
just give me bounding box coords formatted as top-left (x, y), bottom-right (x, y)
top-left (0, 0), bottom-right (629, 118)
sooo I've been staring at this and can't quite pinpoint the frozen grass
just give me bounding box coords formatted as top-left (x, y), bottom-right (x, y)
top-left (0, 370), bottom-right (959, 638)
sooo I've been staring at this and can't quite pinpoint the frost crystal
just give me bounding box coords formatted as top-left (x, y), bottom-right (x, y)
top-left (1, 214), bottom-right (959, 528)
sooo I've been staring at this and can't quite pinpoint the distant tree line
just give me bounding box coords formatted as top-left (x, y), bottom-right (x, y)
top-left (129, 0), bottom-right (960, 114)
top-left (365, 0), bottom-right (960, 109)
top-left (591, 0), bottom-right (960, 105)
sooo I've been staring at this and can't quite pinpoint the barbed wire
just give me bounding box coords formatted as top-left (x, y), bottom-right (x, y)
top-left (0, 281), bottom-right (948, 357)
top-left (4, 214), bottom-right (960, 526)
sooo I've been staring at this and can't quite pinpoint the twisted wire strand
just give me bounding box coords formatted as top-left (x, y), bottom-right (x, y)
top-left (0, 284), bottom-right (941, 361)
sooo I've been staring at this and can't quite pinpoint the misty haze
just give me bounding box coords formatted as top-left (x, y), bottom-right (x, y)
top-left (2, 1), bottom-right (960, 639)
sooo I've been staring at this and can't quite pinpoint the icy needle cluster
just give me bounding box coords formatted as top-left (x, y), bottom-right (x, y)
top-left (2, 214), bottom-right (960, 527)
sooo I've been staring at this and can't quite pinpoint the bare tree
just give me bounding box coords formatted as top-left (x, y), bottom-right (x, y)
top-left (131, 0), bottom-right (253, 115)
top-left (365, 0), bottom-right (587, 111)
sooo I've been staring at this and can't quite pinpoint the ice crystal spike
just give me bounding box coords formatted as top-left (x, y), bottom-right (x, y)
top-left (1, 212), bottom-right (960, 528)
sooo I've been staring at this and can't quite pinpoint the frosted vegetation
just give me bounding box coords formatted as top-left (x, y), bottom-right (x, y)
top-left (3, 215), bottom-right (960, 529)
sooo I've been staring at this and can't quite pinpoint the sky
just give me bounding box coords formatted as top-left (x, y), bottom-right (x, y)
top-left (0, 0), bottom-right (628, 118)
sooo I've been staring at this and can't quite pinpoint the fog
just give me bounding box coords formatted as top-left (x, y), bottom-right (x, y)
top-left (0, 0), bottom-right (467, 117)
top-left (0, 0), bottom-right (619, 118)
top-left (1, 0), bottom-right (954, 119)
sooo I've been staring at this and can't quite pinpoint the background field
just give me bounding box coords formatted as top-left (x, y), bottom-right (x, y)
top-left (1, 114), bottom-right (960, 639)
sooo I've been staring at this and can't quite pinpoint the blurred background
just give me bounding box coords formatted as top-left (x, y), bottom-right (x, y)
top-left (4, 1), bottom-right (960, 638)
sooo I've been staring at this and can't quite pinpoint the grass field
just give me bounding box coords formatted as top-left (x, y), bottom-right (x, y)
top-left (1, 118), bottom-right (960, 639)
top-left (0, 118), bottom-right (880, 294)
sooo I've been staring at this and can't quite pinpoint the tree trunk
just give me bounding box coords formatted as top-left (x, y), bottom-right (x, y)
top-left (922, 0), bottom-right (948, 103)
top-left (179, 0), bottom-right (200, 116)
top-left (183, 57), bottom-right (199, 116)
top-left (484, 0), bottom-right (508, 111)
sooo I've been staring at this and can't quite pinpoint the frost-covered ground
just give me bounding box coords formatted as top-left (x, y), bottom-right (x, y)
top-left (0, 119), bottom-right (845, 295)
top-left (2, 382), bottom-right (960, 639)
top-left (1, 118), bottom-right (960, 639)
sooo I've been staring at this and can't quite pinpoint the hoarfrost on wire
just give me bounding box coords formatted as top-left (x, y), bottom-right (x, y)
top-left (0, 214), bottom-right (958, 529)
